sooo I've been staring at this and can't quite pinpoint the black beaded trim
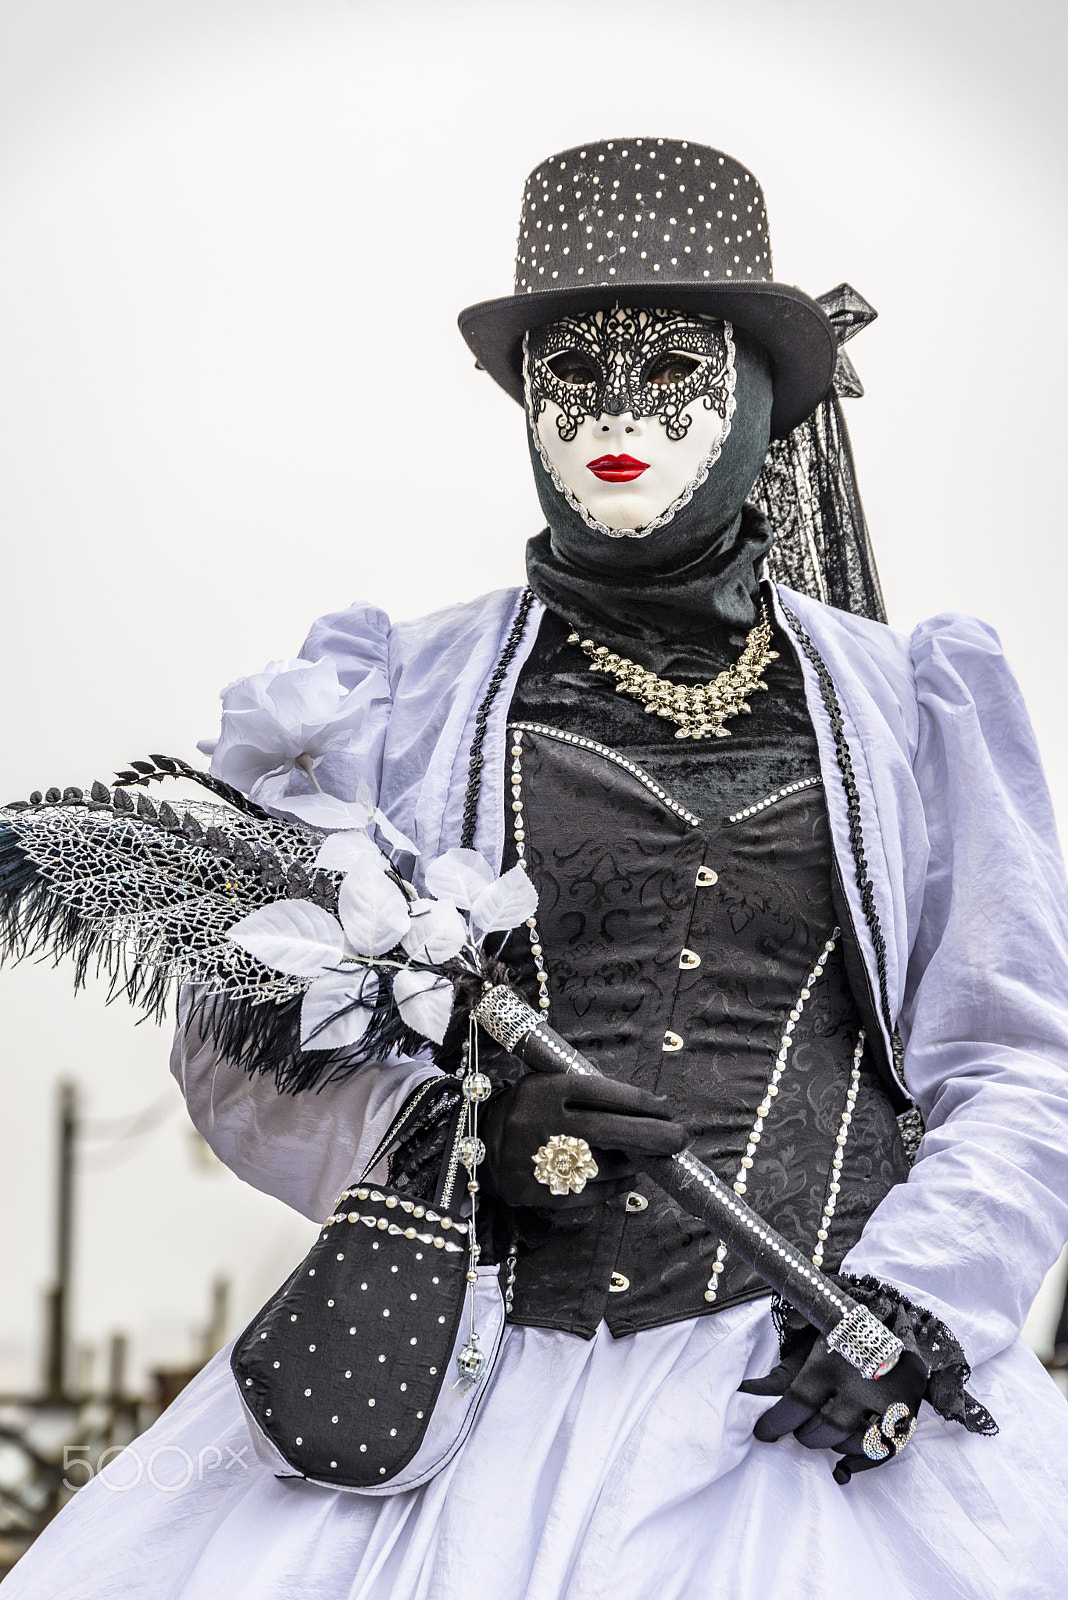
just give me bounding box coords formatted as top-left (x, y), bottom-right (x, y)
top-left (778, 604), bottom-right (894, 1048)
top-left (895, 1105), bottom-right (925, 1168)
top-left (460, 589), bottom-right (537, 850)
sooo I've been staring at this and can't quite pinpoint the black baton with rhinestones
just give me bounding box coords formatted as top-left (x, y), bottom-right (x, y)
top-left (472, 984), bottom-right (902, 1380)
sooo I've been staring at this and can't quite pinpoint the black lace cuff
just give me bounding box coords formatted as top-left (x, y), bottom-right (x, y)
top-left (773, 1271), bottom-right (998, 1436)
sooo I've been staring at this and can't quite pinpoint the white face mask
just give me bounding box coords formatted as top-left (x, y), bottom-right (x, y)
top-left (524, 307), bottom-right (737, 538)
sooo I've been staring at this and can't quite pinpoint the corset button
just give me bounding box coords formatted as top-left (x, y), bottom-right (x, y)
top-left (625, 1192), bottom-right (648, 1213)
top-left (679, 948), bottom-right (701, 969)
top-left (695, 866), bottom-right (718, 887)
top-left (662, 1031), bottom-right (684, 1052)
top-left (609, 1272), bottom-right (630, 1293)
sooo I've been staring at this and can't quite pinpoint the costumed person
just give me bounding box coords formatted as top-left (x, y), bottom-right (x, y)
top-left (4, 137), bottom-right (1068, 1600)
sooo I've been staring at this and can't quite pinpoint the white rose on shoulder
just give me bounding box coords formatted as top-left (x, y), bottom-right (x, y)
top-left (198, 658), bottom-right (387, 805)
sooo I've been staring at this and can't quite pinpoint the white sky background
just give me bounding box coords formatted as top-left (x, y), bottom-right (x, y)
top-left (0, 0), bottom-right (1066, 1390)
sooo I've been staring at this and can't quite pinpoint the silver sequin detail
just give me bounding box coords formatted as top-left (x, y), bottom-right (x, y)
top-left (473, 986), bottom-right (541, 1053)
top-left (826, 1304), bottom-right (903, 1381)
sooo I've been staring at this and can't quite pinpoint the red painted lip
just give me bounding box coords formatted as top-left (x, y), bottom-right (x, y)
top-left (586, 453), bottom-right (650, 483)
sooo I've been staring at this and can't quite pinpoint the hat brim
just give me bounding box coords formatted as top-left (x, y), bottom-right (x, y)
top-left (458, 281), bottom-right (836, 440)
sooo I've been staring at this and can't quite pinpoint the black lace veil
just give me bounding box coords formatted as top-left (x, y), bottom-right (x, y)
top-left (753, 285), bottom-right (887, 625)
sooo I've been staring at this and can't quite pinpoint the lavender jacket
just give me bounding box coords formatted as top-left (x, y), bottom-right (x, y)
top-left (174, 583), bottom-right (1068, 1373)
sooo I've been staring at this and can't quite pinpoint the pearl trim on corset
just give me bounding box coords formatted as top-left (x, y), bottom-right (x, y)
top-left (812, 1032), bottom-right (865, 1268)
top-left (508, 733), bottom-right (552, 1014)
top-left (727, 775), bottom-right (823, 823)
top-left (508, 722), bottom-right (702, 825)
top-left (702, 927), bottom-right (841, 1305)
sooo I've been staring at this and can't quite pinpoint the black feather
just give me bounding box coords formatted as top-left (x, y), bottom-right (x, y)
top-left (0, 824), bottom-right (173, 1023)
top-left (0, 819), bottom-right (496, 1093)
top-left (0, 827), bottom-right (39, 953)
top-left (188, 982), bottom-right (435, 1094)
top-left (0, 758), bottom-right (503, 1094)
top-left (435, 955), bottom-right (516, 1069)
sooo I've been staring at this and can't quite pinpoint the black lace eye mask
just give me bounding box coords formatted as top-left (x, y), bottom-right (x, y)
top-left (525, 308), bottom-right (736, 442)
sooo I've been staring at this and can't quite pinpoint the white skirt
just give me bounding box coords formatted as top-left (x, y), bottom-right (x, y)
top-left (4, 1300), bottom-right (1067, 1600)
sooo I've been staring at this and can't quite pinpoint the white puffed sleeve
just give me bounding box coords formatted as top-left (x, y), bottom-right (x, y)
top-left (170, 990), bottom-right (440, 1222)
top-left (175, 600), bottom-right (440, 1220)
top-left (842, 613), bottom-right (1068, 1366)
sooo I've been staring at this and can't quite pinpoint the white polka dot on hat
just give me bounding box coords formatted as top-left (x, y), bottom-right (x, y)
top-left (514, 138), bottom-right (770, 293)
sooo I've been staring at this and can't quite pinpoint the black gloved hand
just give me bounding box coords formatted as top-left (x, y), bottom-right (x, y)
top-left (738, 1327), bottom-right (929, 1484)
top-left (479, 1071), bottom-right (688, 1209)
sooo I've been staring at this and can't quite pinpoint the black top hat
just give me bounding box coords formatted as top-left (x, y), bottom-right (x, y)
top-left (459, 138), bottom-right (836, 439)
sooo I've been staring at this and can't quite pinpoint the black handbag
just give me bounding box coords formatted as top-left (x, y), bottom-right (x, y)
top-left (231, 1076), bottom-right (506, 1493)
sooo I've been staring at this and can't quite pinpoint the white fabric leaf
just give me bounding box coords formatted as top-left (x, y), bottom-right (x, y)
top-left (423, 847), bottom-right (496, 909)
top-left (470, 866), bottom-right (540, 939)
top-left (393, 968), bottom-right (455, 1045)
top-left (400, 898), bottom-right (468, 963)
top-left (372, 807), bottom-right (420, 857)
top-left (315, 830), bottom-right (382, 873)
top-left (300, 967), bottom-right (379, 1050)
top-left (226, 901), bottom-right (346, 976)
top-left (338, 860), bottom-right (412, 957)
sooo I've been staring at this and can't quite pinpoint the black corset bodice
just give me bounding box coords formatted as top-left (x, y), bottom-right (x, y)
top-left (508, 601), bottom-right (824, 820)
top-left (481, 605), bottom-right (911, 1339)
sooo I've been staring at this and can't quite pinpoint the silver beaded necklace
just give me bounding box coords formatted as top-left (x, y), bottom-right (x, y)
top-left (568, 599), bottom-right (778, 740)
